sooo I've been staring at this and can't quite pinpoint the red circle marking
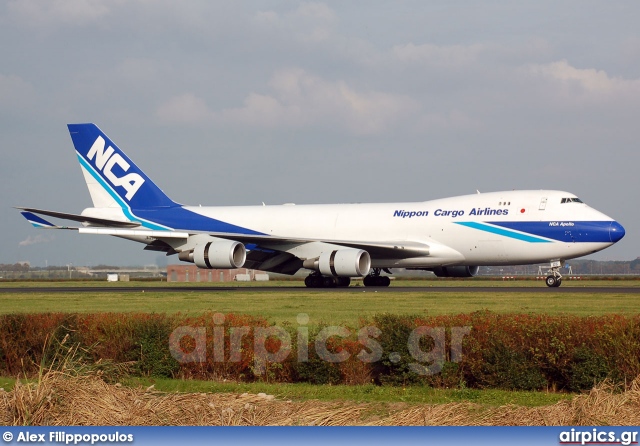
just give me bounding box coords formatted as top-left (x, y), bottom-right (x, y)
top-left (520, 208), bottom-right (526, 213)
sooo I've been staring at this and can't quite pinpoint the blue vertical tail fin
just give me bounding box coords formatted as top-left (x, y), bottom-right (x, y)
top-left (68, 123), bottom-right (178, 211)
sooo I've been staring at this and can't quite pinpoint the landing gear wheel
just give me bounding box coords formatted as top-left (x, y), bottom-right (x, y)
top-left (323, 276), bottom-right (337, 288)
top-left (305, 274), bottom-right (349, 288)
top-left (545, 275), bottom-right (562, 288)
top-left (543, 261), bottom-right (564, 288)
top-left (363, 270), bottom-right (391, 287)
top-left (305, 274), bottom-right (325, 288)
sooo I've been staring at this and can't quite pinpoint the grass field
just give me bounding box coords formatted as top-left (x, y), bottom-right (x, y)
top-left (0, 280), bottom-right (639, 325)
top-left (0, 375), bottom-right (570, 407)
top-left (1, 279), bottom-right (638, 413)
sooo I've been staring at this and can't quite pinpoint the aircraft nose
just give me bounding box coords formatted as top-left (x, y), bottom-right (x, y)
top-left (609, 221), bottom-right (625, 243)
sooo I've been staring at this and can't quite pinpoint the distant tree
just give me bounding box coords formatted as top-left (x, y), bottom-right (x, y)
top-left (93, 265), bottom-right (121, 270)
top-left (0, 263), bottom-right (31, 272)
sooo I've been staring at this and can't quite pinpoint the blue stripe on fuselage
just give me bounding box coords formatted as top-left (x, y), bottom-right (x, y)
top-left (78, 154), bottom-right (265, 235)
top-left (455, 222), bottom-right (552, 243)
top-left (487, 221), bottom-right (614, 243)
top-left (133, 207), bottom-right (267, 235)
top-left (456, 221), bottom-right (614, 243)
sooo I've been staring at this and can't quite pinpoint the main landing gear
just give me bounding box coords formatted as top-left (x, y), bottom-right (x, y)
top-left (544, 261), bottom-right (563, 288)
top-left (304, 273), bottom-right (351, 288)
top-left (304, 268), bottom-right (393, 288)
top-left (363, 268), bottom-right (391, 287)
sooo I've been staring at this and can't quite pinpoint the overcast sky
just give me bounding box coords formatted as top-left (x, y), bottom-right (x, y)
top-left (1, 0), bottom-right (638, 267)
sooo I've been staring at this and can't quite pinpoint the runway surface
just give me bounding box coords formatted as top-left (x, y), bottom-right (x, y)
top-left (2, 286), bottom-right (639, 294)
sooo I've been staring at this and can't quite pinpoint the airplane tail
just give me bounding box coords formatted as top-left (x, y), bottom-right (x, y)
top-left (68, 123), bottom-right (178, 211)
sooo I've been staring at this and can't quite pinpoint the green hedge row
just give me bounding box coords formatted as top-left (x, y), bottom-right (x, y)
top-left (1, 311), bottom-right (639, 391)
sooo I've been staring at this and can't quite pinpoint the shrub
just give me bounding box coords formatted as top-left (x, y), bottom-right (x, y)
top-left (369, 314), bottom-right (429, 386)
top-left (1, 311), bottom-right (639, 389)
top-left (480, 341), bottom-right (547, 390)
top-left (569, 346), bottom-right (611, 391)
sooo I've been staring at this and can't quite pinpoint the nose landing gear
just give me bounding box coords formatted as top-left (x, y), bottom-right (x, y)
top-left (544, 261), bottom-right (563, 288)
top-left (545, 275), bottom-right (562, 288)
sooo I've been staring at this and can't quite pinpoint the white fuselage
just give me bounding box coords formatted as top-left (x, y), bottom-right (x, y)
top-left (180, 190), bottom-right (619, 268)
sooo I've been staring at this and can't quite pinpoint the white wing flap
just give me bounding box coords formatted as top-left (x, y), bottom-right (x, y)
top-left (76, 227), bottom-right (429, 258)
top-left (78, 228), bottom-right (189, 238)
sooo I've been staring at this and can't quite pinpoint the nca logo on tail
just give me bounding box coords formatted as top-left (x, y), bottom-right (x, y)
top-left (87, 136), bottom-right (145, 200)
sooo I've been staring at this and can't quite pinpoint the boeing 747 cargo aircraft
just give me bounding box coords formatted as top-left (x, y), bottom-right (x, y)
top-left (18, 124), bottom-right (625, 287)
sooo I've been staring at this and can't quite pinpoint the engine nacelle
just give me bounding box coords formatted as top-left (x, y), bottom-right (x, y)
top-left (192, 240), bottom-right (246, 269)
top-left (318, 249), bottom-right (371, 277)
top-left (430, 266), bottom-right (479, 278)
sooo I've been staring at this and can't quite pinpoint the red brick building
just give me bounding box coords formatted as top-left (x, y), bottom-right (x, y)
top-left (166, 265), bottom-right (266, 283)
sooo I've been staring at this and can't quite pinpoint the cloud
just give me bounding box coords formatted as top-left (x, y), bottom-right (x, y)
top-left (114, 58), bottom-right (162, 84)
top-left (528, 59), bottom-right (640, 94)
top-left (6, 0), bottom-right (114, 27)
top-left (221, 68), bottom-right (421, 135)
top-left (414, 110), bottom-right (481, 133)
top-left (0, 74), bottom-right (37, 112)
top-left (19, 235), bottom-right (55, 247)
top-left (156, 69), bottom-right (421, 135)
top-left (293, 2), bottom-right (336, 22)
top-left (393, 42), bottom-right (488, 67)
top-left (155, 93), bottom-right (215, 124)
top-left (254, 2), bottom-right (336, 25)
top-left (252, 2), bottom-right (336, 43)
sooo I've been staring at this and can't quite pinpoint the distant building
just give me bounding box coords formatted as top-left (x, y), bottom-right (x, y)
top-left (166, 265), bottom-right (268, 282)
top-left (107, 274), bottom-right (130, 282)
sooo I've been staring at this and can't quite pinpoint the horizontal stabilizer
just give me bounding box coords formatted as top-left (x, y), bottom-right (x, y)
top-left (16, 207), bottom-right (141, 228)
top-left (20, 211), bottom-right (60, 229)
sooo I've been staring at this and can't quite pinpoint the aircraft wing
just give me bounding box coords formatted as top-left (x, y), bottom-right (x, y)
top-left (212, 233), bottom-right (431, 259)
top-left (239, 237), bottom-right (430, 274)
top-left (91, 228), bottom-right (430, 274)
top-left (18, 207), bottom-right (431, 274)
top-left (74, 227), bottom-right (431, 259)
top-left (19, 206), bottom-right (431, 257)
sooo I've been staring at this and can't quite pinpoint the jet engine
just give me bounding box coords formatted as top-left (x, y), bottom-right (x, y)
top-left (315, 249), bottom-right (371, 277)
top-left (430, 266), bottom-right (479, 278)
top-left (180, 240), bottom-right (247, 269)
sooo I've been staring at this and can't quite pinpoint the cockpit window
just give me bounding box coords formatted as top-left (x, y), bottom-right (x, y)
top-left (561, 197), bottom-right (583, 204)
